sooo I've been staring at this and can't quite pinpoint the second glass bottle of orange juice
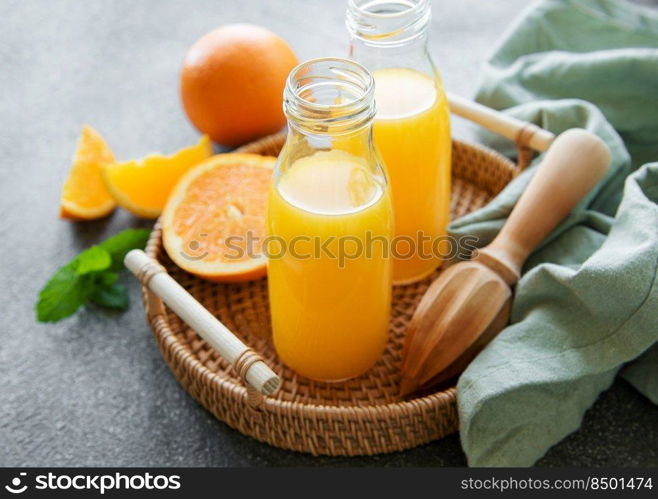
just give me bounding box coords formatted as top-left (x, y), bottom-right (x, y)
top-left (267, 58), bottom-right (393, 382)
top-left (347, 0), bottom-right (451, 284)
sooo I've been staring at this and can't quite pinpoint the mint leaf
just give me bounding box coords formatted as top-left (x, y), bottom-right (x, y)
top-left (90, 282), bottom-right (129, 310)
top-left (75, 246), bottom-right (111, 275)
top-left (36, 228), bottom-right (151, 323)
top-left (100, 228), bottom-right (150, 271)
top-left (36, 266), bottom-right (96, 322)
top-left (98, 272), bottom-right (119, 286)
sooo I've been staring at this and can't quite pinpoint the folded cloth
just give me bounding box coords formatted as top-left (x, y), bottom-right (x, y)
top-left (449, 0), bottom-right (658, 466)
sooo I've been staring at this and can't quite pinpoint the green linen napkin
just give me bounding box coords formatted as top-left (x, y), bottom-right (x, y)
top-left (449, 0), bottom-right (658, 466)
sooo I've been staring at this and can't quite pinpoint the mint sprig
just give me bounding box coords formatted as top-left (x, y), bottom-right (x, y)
top-left (36, 228), bottom-right (150, 322)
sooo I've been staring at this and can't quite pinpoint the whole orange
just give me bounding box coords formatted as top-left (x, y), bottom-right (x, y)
top-left (181, 24), bottom-right (298, 147)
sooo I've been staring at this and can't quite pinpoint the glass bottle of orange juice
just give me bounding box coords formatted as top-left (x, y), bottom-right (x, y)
top-left (346, 0), bottom-right (451, 284)
top-left (267, 58), bottom-right (393, 382)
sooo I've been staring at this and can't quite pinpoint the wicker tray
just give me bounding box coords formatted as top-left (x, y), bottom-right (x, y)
top-left (142, 131), bottom-right (521, 456)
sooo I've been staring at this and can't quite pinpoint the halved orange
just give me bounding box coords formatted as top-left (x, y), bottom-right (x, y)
top-left (161, 153), bottom-right (275, 282)
top-left (103, 135), bottom-right (212, 219)
top-left (60, 125), bottom-right (116, 220)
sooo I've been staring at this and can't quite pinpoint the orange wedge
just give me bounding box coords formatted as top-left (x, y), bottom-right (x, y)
top-left (103, 135), bottom-right (212, 218)
top-left (161, 153), bottom-right (275, 282)
top-left (60, 125), bottom-right (116, 220)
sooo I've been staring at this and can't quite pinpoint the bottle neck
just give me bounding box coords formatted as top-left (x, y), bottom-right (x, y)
top-left (346, 0), bottom-right (432, 71)
top-left (285, 121), bottom-right (373, 161)
top-left (283, 57), bottom-right (376, 137)
top-left (346, 0), bottom-right (431, 47)
top-left (348, 32), bottom-right (429, 66)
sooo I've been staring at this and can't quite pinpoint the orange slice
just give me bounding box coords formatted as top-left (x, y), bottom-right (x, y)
top-left (103, 135), bottom-right (212, 218)
top-left (60, 125), bottom-right (116, 220)
top-left (161, 153), bottom-right (274, 282)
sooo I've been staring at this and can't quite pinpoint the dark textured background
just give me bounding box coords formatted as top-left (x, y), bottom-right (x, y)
top-left (1, 0), bottom-right (657, 467)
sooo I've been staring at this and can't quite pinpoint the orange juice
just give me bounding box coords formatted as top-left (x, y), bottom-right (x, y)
top-left (372, 67), bottom-right (451, 283)
top-left (267, 150), bottom-right (393, 381)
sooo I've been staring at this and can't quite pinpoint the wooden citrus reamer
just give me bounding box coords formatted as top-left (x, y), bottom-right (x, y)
top-left (399, 127), bottom-right (611, 396)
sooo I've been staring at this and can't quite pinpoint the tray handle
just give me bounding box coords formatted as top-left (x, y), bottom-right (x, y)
top-left (125, 249), bottom-right (280, 404)
top-left (447, 92), bottom-right (555, 171)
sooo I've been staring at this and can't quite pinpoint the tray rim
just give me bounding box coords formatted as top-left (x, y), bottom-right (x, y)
top-left (141, 133), bottom-right (519, 454)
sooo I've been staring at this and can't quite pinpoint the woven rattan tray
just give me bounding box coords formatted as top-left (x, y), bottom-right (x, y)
top-left (142, 131), bottom-right (522, 456)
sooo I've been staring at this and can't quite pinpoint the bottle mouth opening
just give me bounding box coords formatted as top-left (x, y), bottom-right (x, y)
top-left (284, 57), bottom-right (375, 134)
top-left (346, 0), bottom-right (431, 46)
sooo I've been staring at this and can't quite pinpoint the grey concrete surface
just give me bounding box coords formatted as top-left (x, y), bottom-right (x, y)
top-left (1, 0), bottom-right (657, 467)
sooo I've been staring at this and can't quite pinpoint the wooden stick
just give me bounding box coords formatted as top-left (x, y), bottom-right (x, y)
top-left (124, 249), bottom-right (280, 396)
top-left (447, 92), bottom-right (556, 152)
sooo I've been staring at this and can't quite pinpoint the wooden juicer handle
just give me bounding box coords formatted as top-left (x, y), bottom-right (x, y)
top-left (125, 249), bottom-right (280, 398)
top-left (476, 129), bottom-right (611, 284)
